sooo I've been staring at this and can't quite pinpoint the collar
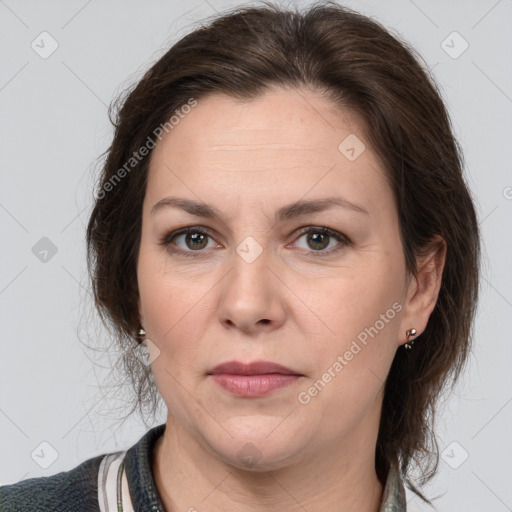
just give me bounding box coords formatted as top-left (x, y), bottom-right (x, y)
top-left (378, 460), bottom-right (407, 511)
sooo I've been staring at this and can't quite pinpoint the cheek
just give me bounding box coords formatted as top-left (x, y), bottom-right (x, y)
top-left (137, 247), bottom-right (221, 382)
top-left (298, 284), bottom-right (400, 436)
top-left (139, 273), bottom-right (207, 353)
top-left (138, 240), bottom-right (207, 328)
top-left (314, 264), bottom-right (403, 344)
top-left (302, 269), bottom-right (402, 412)
top-left (137, 263), bottom-right (210, 416)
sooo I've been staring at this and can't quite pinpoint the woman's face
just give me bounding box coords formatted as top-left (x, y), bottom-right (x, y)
top-left (137, 86), bottom-right (416, 470)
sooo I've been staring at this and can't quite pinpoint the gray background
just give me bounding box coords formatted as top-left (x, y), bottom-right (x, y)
top-left (1, 0), bottom-right (511, 510)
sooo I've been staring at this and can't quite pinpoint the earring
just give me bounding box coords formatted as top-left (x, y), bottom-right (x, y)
top-left (136, 326), bottom-right (146, 344)
top-left (404, 328), bottom-right (417, 350)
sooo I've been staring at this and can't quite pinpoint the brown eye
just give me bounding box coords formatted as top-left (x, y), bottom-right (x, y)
top-left (182, 231), bottom-right (209, 250)
top-left (158, 225), bottom-right (350, 259)
top-left (305, 231), bottom-right (330, 251)
top-left (158, 227), bottom-right (218, 257)
top-left (291, 226), bottom-right (351, 257)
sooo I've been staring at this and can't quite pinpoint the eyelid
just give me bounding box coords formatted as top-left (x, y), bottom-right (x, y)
top-left (158, 225), bottom-right (351, 258)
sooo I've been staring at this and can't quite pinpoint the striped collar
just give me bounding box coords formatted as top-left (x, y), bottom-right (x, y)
top-left (98, 451), bottom-right (134, 512)
top-left (98, 424), bottom-right (406, 511)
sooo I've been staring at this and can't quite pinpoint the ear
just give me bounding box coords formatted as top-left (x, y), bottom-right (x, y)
top-left (397, 235), bottom-right (447, 347)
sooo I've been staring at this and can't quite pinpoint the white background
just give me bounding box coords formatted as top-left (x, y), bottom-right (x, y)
top-left (1, 1), bottom-right (511, 510)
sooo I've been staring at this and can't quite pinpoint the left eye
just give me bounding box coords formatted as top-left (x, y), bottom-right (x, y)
top-left (290, 226), bottom-right (350, 256)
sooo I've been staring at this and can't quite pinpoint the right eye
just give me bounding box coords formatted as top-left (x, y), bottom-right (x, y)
top-left (158, 226), bottom-right (220, 257)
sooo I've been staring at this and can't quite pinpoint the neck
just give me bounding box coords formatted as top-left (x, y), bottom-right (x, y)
top-left (152, 417), bottom-right (384, 512)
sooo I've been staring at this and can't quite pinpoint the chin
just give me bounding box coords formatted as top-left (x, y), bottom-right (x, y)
top-left (204, 419), bottom-right (307, 472)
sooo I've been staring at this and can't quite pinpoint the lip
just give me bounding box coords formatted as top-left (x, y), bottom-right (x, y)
top-left (208, 360), bottom-right (301, 376)
top-left (208, 360), bottom-right (303, 398)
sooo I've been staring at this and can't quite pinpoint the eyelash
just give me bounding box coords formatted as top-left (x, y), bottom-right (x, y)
top-left (158, 225), bottom-right (351, 258)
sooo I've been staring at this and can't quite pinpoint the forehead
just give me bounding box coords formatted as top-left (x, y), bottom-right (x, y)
top-left (145, 87), bottom-right (392, 218)
top-left (151, 87), bottom-right (363, 160)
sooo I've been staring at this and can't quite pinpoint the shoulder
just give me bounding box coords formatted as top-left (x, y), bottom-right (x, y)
top-left (0, 453), bottom-right (104, 512)
top-left (0, 424), bottom-right (167, 512)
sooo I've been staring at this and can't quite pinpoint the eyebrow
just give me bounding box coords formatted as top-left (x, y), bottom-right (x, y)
top-left (150, 196), bottom-right (369, 221)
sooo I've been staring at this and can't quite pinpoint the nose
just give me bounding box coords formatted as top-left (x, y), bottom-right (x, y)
top-left (216, 240), bottom-right (287, 334)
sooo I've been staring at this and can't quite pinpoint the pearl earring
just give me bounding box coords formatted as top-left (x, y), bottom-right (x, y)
top-left (136, 326), bottom-right (146, 344)
top-left (404, 328), bottom-right (417, 350)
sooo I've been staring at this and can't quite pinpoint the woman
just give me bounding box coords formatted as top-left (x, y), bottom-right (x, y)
top-left (0, 1), bottom-right (480, 510)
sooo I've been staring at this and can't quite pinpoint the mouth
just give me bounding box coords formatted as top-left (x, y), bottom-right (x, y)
top-left (208, 360), bottom-right (302, 376)
top-left (207, 360), bottom-right (303, 397)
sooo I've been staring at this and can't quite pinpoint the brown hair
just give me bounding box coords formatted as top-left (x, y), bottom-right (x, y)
top-left (86, 0), bottom-right (480, 503)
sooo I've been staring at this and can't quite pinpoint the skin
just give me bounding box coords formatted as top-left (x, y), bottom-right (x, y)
top-left (136, 86), bottom-right (446, 512)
